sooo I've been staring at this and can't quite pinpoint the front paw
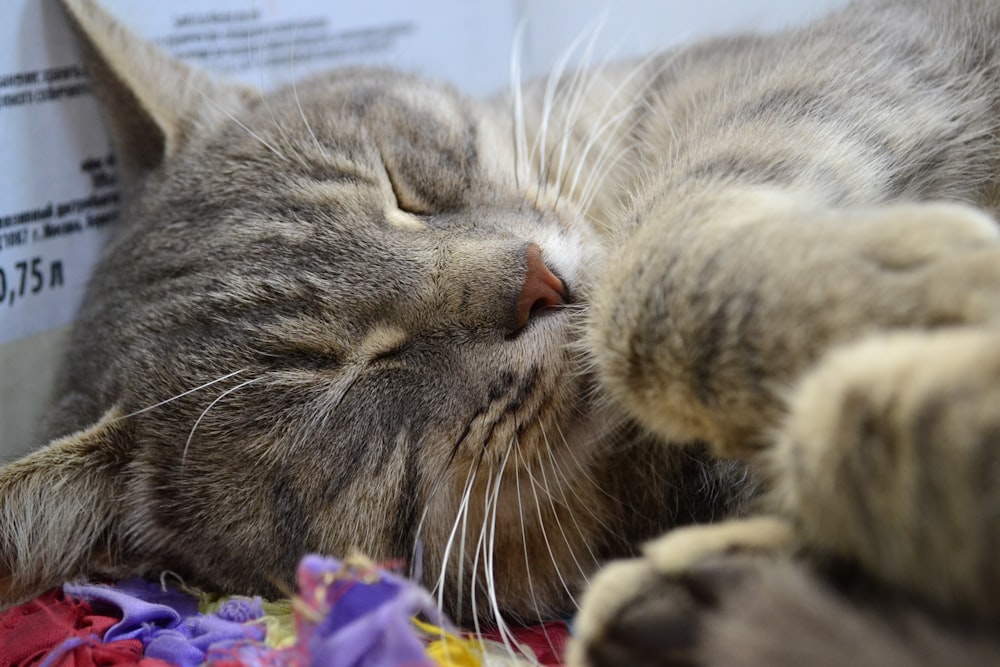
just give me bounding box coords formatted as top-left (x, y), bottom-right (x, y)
top-left (591, 193), bottom-right (1000, 457)
top-left (568, 518), bottom-right (793, 667)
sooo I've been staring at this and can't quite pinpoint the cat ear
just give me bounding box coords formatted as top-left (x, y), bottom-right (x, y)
top-left (0, 407), bottom-right (132, 607)
top-left (59, 0), bottom-right (256, 181)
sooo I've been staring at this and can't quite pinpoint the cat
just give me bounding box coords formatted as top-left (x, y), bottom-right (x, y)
top-left (3, 0), bottom-right (1000, 664)
top-left (0, 0), bottom-right (755, 628)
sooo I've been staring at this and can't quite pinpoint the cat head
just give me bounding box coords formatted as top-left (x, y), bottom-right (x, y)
top-left (0, 0), bottom-right (717, 624)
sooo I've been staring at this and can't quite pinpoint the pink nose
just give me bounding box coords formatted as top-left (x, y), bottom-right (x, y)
top-left (515, 244), bottom-right (567, 330)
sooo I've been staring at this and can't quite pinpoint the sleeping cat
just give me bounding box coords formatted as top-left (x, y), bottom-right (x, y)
top-left (0, 0), bottom-right (756, 627)
top-left (3, 0), bottom-right (1000, 664)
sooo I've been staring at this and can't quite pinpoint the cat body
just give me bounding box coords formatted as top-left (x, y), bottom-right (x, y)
top-left (3, 0), bottom-right (1000, 664)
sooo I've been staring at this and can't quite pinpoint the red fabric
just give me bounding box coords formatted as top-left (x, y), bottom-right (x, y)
top-left (0, 589), bottom-right (169, 667)
top-left (477, 621), bottom-right (571, 666)
top-left (36, 637), bottom-right (170, 667)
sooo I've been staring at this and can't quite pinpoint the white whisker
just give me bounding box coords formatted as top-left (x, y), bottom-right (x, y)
top-left (510, 21), bottom-right (529, 188)
top-left (181, 376), bottom-right (263, 464)
top-left (484, 441), bottom-right (527, 663)
top-left (539, 424), bottom-right (603, 573)
top-left (467, 468), bottom-right (488, 647)
top-left (433, 457), bottom-right (478, 614)
top-left (513, 441), bottom-right (547, 634)
top-left (534, 15), bottom-right (612, 198)
top-left (531, 13), bottom-right (608, 196)
top-left (116, 368), bottom-right (248, 421)
top-left (516, 441), bottom-right (578, 608)
top-left (532, 432), bottom-right (591, 587)
top-left (557, 51), bottom-right (675, 206)
top-left (289, 21), bottom-right (328, 161)
top-left (196, 90), bottom-right (286, 161)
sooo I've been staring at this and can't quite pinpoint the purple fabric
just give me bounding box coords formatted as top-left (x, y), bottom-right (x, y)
top-left (60, 556), bottom-right (467, 667)
top-left (215, 597), bottom-right (265, 624)
top-left (64, 579), bottom-right (264, 667)
top-left (205, 643), bottom-right (307, 667)
top-left (293, 555), bottom-right (449, 667)
top-left (64, 579), bottom-right (187, 643)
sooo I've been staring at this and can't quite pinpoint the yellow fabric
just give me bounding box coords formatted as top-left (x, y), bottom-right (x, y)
top-left (258, 600), bottom-right (296, 648)
top-left (198, 594), bottom-right (296, 649)
top-left (413, 618), bottom-right (484, 667)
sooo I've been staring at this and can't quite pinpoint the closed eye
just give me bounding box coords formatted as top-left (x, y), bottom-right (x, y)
top-left (383, 162), bottom-right (434, 216)
top-left (370, 342), bottom-right (408, 364)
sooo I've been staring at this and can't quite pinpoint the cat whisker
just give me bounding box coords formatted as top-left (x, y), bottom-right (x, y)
top-left (115, 368), bottom-right (249, 422)
top-left (467, 471), bottom-right (489, 645)
top-left (563, 105), bottom-right (636, 205)
top-left (247, 24), bottom-right (309, 170)
top-left (538, 61), bottom-right (605, 202)
top-left (531, 431), bottom-right (592, 586)
top-left (241, 1), bottom-right (309, 169)
top-left (577, 138), bottom-right (643, 215)
top-left (455, 465), bottom-right (472, 622)
top-left (542, 25), bottom-right (624, 198)
top-left (195, 89), bottom-right (287, 161)
top-left (462, 465), bottom-right (525, 665)
top-left (483, 441), bottom-right (525, 661)
top-left (181, 375), bottom-right (264, 464)
top-left (289, 22), bottom-right (329, 161)
top-left (515, 442), bottom-right (578, 609)
top-left (556, 51), bottom-right (678, 206)
top-left (509, 21), bottom-right (529, 189)
top-left (530, 12), bottom-right (609, 202)
top-left (539, 424), bottom-right (605, 571)
top-left (433, 455), bottom-right (478, 615)
top-left (551, 418), bottom-right (629, 509)
top-left (513, 443), bottom-right (547, 633)
top-left (575, 88), bottom-right (679, 215)
top-left (410, 447), bottom-right (468, 585)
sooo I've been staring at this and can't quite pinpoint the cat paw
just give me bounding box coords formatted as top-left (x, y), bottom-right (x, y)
top-left (567, 518), bottom-right (792, 667)
top-left (592, 193), bottom-right (1000, 457)
top-left (770, 327), bottom-right (1000, 620)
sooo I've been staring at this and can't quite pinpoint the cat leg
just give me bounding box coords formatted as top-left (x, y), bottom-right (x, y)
top-left (769, 326), bottom-right (1000, 622)
top-left (0, 406), bottom-right (134, 608)
top-left (591, 185), bottom-right (1000, 457)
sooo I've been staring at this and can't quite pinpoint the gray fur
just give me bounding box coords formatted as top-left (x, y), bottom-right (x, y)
top-left (3, 0), bottom-right (1000, 664)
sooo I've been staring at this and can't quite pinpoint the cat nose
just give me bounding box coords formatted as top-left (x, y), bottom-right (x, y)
top-left (515, 244), bottom-right (567, 330)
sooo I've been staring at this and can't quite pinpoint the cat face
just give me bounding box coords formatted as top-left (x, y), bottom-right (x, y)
top-left (81, 65), bottom-right (618, 615)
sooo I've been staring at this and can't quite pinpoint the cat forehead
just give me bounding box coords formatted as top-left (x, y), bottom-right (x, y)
top-left (243, 68), bottom-right (475, 147)
top-left (171, 67), bottom-right (489, 216)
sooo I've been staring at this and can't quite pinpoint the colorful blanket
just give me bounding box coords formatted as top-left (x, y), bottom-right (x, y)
top-left (0, 556), bottom-right (569, 667)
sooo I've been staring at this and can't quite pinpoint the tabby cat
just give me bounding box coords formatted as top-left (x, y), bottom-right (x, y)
top-left (3, 0), bottom-right (1000, 664)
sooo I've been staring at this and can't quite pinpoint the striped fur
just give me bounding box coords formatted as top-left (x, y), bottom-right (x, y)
top-left (3, 1), bottom-right (1000, 663)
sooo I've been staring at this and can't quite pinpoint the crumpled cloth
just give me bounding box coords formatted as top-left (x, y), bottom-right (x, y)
top-left (0, 588), bottom-right (171, 667)
top-left (2, 556), bottom-right (565, 667)
top-left (63, 579), bottom-right (263, 667)
top-left (205, 555), bottom-right (452, 667)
